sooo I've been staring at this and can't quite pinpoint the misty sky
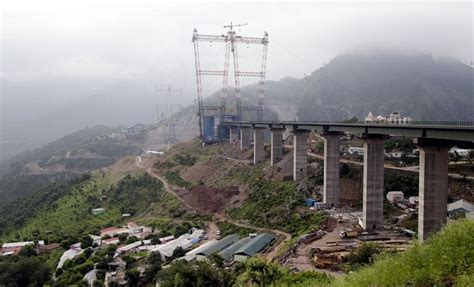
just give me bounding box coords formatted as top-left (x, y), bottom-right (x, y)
top-left (3, 1), bottom-right (472, 85)
top-left (0, 0), bottom-right (473, 160)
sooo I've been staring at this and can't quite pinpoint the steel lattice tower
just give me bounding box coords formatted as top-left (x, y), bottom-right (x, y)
top-left (192, 23), bottom-right (269, 139)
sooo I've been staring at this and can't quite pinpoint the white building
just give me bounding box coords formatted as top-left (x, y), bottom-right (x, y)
top-left (150, 229), bottom-right (204, 261)
top-left (408, 196), bottom-right (419, 205)
top-left (365, 112), bottom-right (412, 124)
top-left (449, 147), bottom-right (471, 158)
top-left (448, 199), bottom-right (473, 219)
top-left (387, 191), bottom-right (404, 202)
top-left (348, 147), bottom-right (364, 156)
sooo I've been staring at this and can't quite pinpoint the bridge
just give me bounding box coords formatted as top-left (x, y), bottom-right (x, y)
top-left (221, 120), bottom-right (474, 240)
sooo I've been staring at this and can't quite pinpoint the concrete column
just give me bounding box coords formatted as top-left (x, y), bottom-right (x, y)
top-left (229, 127), bottom-right (238, 145)
top-left (270, 129), bottom-right (284, 166)
top-left (293, 130), bottom-right (309, 181)
top-left (253, 128), bottom-right (265, 165)
top-left (240, 128), bottom-right (251, 151)
top-left (362, 134), bottom-right (386, 231)
top-left (416, 138), bottom-right (451, 241)
top-left (322, 132), bottom-right (342, 207)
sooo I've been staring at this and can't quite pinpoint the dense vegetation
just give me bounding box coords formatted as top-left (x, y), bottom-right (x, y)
top-left (228, 167), bottom-right (325, 235)
top-left (0, 173), bottom-right (171, 244)
top-left (164, 170), bottom-right (194, 189)
top-left (0, 174), bottom-right (92, 237)
top-left (384, 172), bottom-right (419, 197)
top-left (217, 221), bottom-right (257, 237)
top-left (156, 258), bottom-right (332, 287)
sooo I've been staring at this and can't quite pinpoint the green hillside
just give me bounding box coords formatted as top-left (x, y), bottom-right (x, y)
top-left (0, 172), bottom-right (183, 244)
top-left (333, 219), bottom-right (474, 287)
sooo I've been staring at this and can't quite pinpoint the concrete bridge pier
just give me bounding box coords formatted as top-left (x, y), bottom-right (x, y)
top-left (253, 128), bottom-right (265, 165)
top-left (416, 138), bottom-right (452, 241)
top-left (229, 126), bottom-right (239, 145)
top-left (240, 128), bottom-right (252, 151)
top-left (270, 128), bottom-right (284, 166)
top-left (362, 134), bottom-right (387, 231)
top-left (322, 132), bottom-right (343, 207)
top-left (293, 130), bottom-right (309, 181)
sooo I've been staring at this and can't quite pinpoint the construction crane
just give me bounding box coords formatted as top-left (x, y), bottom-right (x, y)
top-left (192, 23), bottom-right (269, 140)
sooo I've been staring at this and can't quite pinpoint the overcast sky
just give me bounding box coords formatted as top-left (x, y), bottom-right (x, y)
top-left (2, 0), bottom-right (472, 85)
top-left (0, 0), bottom-right (472, 159)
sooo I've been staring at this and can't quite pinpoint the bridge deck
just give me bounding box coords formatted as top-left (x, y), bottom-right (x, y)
top-left (221, 121), bottom-right (474, 142)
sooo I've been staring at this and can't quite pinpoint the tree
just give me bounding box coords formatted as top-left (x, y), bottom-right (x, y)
top-left (0, 257), bottom-right (51, 286)
top-left (147, 251), bottom-right (162, 264)
top-left (346, 242), bottom-right (381, 270)
top-left (80, 235), bottom-right (93, 249)
top-left (343, 116), bottom-right (359, 123)
top-left (172, 246), bottom-right (186, 259)
top-left (125, 268), bottom-right (140, 285)
top-left (241, 258), bottom-right (285, 287)
top-left (84, 247), bottom-right (93, 258)
top-left (125, 235), bottom-right (139, 244)
top-left (18, 244), bottom-right (37, 257)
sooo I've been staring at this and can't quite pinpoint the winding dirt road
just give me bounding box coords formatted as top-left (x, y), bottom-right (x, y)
top-left (135, 156), bottom-right (291, 262)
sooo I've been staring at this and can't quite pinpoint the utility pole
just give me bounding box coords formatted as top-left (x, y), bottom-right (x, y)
top-left (156, 85), bottom-right (184, 147)
top-left (192, 23), bottom-right (269, 140)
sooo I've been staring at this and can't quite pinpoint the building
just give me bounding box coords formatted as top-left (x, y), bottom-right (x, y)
top-left (151, 229), bottom-right (204, 261)
top-left (103, 237), bottom-right (120, 245)
top-left (234, 233), bottom-right (276, 262)
top-left (181, 240), bottom-right (218, 262)
top-left (408, 196), bottom-right (419, 205)
top-left (365, 112), bottom-right (412, 124)
top-left (218, 237), bottom-right (253, 262)
top-left (116, 241), bottom-right (143, 254)
top-left (91, 208), bottom-right (107, 216)
top-left (448, 199), bottom-right (473, 219)
top-left (195, 234), bottom-right (239, 261)
top-left (386, 151), bottom-right (403, 159)
top-left (387, 191), bottom-right (404, 203)
top-left (348, 146), bottom-right (364, 156)
top-left (449, 147), bottom-right (471, 158)
top-left (100, 227), bottom-right (128, 237)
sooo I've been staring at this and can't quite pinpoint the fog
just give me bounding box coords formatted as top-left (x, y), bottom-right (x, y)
top-left (1, 0), bottom-right (472, 160)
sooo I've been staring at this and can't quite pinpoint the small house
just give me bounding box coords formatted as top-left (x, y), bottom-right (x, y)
top-left (387, 191), bottom-right (404, 203)
top-left (91, 208), bottom-right (107, 216)
top-left (448, 199), bottom-right (473, 219)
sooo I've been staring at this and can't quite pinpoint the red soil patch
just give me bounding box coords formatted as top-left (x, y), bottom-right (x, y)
top-left (175, 186), bottom-right (242, 214)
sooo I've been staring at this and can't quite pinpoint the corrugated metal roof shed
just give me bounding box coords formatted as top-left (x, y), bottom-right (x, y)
top-left (196, 234), bottom-right (239, 256)
top-left (234, 233), bottom-right (275, 257)
top-left (218, 237), bottom-right (253, 261)
top-left (182, 240), bottom-right (217, 261)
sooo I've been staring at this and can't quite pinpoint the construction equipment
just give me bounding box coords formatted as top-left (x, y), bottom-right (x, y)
top-left (192, 23), bottom-right (269, 141)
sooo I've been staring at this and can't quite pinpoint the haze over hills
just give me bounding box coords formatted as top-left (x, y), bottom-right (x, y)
top-left (2, 52), bottom-right (473, 163)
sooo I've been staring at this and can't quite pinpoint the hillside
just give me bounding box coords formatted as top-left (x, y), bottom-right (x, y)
top-left (0, 125), bottom-right (143, 202)
top-left (142, 53), bottom-right (474, 149)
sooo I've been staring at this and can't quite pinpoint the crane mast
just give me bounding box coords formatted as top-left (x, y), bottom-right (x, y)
top-left (192, 23), bottom-right (269, 141)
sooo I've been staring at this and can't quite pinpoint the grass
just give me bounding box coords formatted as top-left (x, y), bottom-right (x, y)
top-left (227, 166), bottom-right (326, 236)
top-left (333, 220), bottom-right (474, 287)
top-left (216, 221), bottom-right (257, 237)
top-left (164, 170), bottom-right (193, 189)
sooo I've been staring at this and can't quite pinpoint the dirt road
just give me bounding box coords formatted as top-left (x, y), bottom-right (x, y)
top-left (307, 152), bottom-right (473, 180)
top-left (135, 156), bottom-right (291, 262)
